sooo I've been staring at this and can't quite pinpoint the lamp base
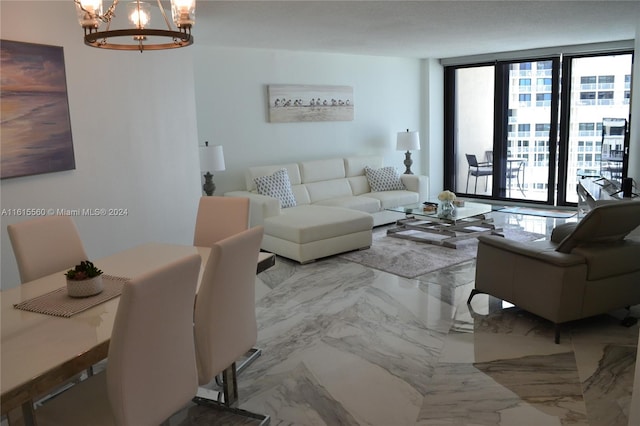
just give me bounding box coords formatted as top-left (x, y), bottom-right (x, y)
top-left (403, 151), bottom-right (414, 174)
top-left (203, 172), bottom-right (216, 196)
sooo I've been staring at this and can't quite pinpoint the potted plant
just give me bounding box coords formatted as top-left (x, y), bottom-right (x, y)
top-left (65, 260), bottom-right (104, 297)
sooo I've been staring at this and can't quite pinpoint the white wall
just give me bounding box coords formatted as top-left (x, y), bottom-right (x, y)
top-left (629, 20), bottom-right (640, 181)
top-left (0, 3), bottom-right (429, 288)
top-left (192, 46), bottom-right (424, 195)
top-left (422, 58), bottom-right (445, 193)
top-left (1, 1), bottom-right (202, 288)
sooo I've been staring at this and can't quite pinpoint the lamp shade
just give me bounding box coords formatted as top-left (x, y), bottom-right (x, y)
top-left (199, 144), bottom-right (225, 172)
top-left (396, 130), bottom-right (420, 151)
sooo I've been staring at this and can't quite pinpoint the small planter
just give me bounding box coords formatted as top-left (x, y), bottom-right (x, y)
top-left (67, 275), bottom-right (104, 298)
top-left (440, 200), bottom-right (455, 217)
top-left (438, 190), bottom-right (457, 218)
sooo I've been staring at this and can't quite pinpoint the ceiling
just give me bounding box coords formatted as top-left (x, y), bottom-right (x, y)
top-left (193, 1), bottom-right (639, 59)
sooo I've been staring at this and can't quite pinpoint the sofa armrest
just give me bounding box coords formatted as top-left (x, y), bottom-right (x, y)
top-left (225, 191), bottom-right (281, 226)
top-left (400, 174), bottom-right (429, 202)
top-left (477, 235), bottom-right (585, 267)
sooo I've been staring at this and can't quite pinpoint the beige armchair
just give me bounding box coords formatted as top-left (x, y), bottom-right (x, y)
top-left (468, 201), bottom-right (640, 343)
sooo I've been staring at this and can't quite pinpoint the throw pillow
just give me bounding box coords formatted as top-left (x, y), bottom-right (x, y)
top-left (364, 166), bottom-right (405, 192)
top-left (254, 168), bottom-right (297, 208)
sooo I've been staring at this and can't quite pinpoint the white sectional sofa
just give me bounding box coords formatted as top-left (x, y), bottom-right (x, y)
top-left (225, 156), bottom-right (429, 263)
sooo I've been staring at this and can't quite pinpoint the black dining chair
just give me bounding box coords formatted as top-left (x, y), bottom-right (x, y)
top-left (465, 154), bottom-right (493, 194)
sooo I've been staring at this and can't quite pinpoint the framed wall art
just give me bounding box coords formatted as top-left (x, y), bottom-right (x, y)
top-left (1, 40), bottom-right (76, 179)
top-left (268, 84), bottom-right (354, 123)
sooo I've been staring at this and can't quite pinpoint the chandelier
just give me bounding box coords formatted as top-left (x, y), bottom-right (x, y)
top-left (74, 0), bottom-right (195, 52)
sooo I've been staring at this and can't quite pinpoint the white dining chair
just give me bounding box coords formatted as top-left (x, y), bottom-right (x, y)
top-left (193, 195), bottom-right (265, 376)
top-left (8, 216), bottom-right (88, 284)
top-left (193, 196), bottom-right (250, 247)
top-left (35, 253), bottom-right (201, 426)
top-left (193, 226), bottom-right (270, 425)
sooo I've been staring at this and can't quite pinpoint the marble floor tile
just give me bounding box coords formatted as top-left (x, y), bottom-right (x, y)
top-left (177, 212), bottom-right (638, 426)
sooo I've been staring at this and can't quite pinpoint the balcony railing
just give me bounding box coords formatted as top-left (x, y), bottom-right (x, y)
top-left (597, 83), bottom-right (614, 90)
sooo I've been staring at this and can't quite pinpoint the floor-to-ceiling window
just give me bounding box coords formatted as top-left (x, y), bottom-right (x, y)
top-left (562, 53), bottom-right (633, 203)
top-left (449, 65), bottom-right (495, 196)
top-left (444, 49), bottom-right (633, 206)
top-left (501, 59), bottom-right (558, 203)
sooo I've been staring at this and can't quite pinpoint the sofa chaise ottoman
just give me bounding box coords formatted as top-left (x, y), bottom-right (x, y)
top-left (225, 155), bottom-right (429, 263)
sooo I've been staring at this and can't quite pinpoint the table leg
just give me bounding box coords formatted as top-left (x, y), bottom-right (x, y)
top-left (6, 401), bottom-right (36, 426)
top-left (387, 216), bottom-right (500, 248)
top-left (221, 363), bottom-right (238, 407)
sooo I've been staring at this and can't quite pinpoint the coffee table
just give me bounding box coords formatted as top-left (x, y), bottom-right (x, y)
top-left (386, 201), bottom-right (502, 248)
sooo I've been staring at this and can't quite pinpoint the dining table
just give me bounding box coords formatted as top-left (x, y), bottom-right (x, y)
top-left (1, 242), bottom-right (275, 426)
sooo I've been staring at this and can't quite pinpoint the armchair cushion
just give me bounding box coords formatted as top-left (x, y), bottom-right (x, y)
top-left (556, 202), bottom-right (640, 253)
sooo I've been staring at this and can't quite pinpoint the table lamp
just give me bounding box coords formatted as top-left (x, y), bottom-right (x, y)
top-left (396, 129), bottom-right (420, 174)
top-left (199, 142), bottom-right (225, 196)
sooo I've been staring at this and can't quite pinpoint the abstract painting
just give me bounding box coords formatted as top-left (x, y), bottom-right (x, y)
top-left (268, 84), bottom-right (354, 123)
top-left (1, 40), bottom-right (75, 179)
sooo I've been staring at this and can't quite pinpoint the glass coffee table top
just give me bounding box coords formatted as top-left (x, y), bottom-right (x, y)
top-left (385, 201), bottom-right (501, 248)
top-left (387, 201), bottom-right (493, 223)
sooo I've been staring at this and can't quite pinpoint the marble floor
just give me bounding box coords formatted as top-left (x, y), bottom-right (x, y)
top-left (176, 211), bottom-right (639, 426)
top-left (5, 212), bottom-right (637, 426)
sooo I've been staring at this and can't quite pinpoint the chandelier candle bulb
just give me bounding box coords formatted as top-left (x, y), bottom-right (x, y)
top-left (76, 0), bottom-right (102, 28)
top-left (171, 0), bottom-right (196, 27)
top-left (128, 2), bottom-right (151, 29)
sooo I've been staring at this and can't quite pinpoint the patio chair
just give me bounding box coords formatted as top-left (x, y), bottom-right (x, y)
top-left (465, 154), bottom-right (493, 194)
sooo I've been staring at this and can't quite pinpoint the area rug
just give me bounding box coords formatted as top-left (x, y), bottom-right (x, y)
top-left (338, 226), bottom-right (545, 279)
top-left (497, 206), bottom-right (576, 219)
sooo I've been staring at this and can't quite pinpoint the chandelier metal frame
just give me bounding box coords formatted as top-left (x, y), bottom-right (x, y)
top-left (74, 0), bottom-right (194, 52)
